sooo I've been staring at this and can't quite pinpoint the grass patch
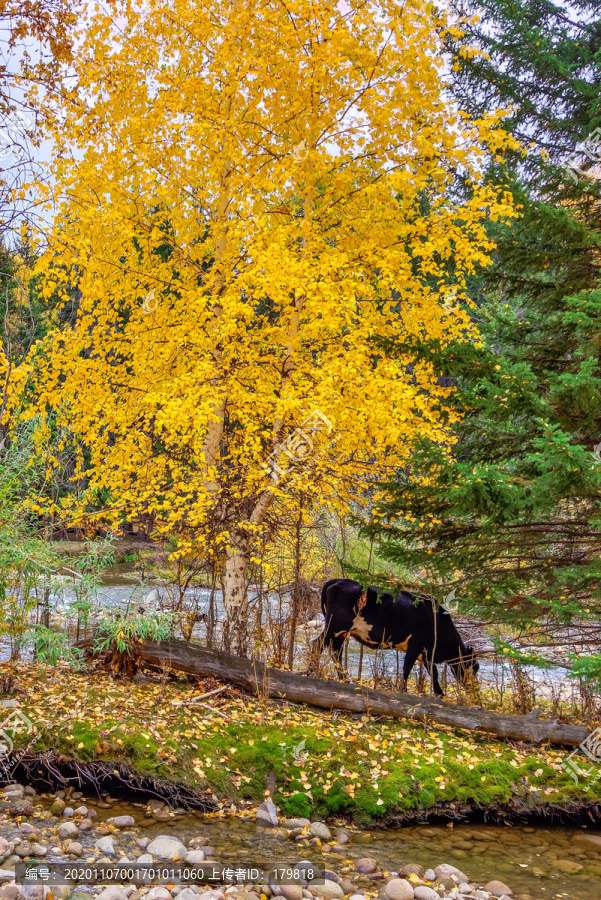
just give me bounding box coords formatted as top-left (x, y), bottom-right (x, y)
top-left (5, 663), bottom-right (600, 823)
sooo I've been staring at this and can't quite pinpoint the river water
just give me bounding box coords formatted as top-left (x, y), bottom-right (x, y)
top-left (41, 573), bottom-right (575, 695)
top-left (28, 794), bottom-right (601, 900)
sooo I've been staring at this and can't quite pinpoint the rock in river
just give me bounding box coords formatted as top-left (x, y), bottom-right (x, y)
top-left (146, 889), bottom-right (172, 900)
top-left (95, 836), bottom-right (116, 855)
top-left (355, 859), bottom-right (377, 875)
top-left (433, 864), bottom-right (468, 884)
top-left (484, 881), bottom-right (513, 897)
top-left (147, 836), bottom-right (188, 860)
top-left (413, 889), bottom-right (439, 900)
top-left (384, 880), bottom-right (414, 900)
top-left (572, 832), bottom-right (601, 851)
top-left (106, 816), bottom-right (135, 829)
top-left (97, 889), bottom-right (129, 900)
top-left (317, 880), bottom-right (344, 900)
top-left (278, 887), bottom-right (303, 900)
top-left (282, 819), bottom-right (310, 830)
top-left (552, 859), bottom-right (583, 874)
top-left (9, 801), bottom-right (32, 817)
top-left (309, 822), bottom-right (331, 841)
top-left (188, 836), bottom-right (209, 849)
top-left (399, 865), bottom-right (423, 878)
top-left (0, 884), bottom-right (19, 900)
top-left (65, 841), bottom-right (83, 857)
top-left (16, 887), bottom-right (42, 900)
top-left (256, 801), bottom-right (279, 828)
top-left (57, 822), bottom-right (78, 841)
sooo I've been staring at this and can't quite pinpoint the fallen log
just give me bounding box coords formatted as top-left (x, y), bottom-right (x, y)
top-left (150, 640), bottom-right (591, 746)
top-left (81, 637), bottom-right (589, 746)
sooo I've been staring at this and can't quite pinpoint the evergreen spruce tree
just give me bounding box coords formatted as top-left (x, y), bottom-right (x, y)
top-left (362, 0), bottom-right (601, 679)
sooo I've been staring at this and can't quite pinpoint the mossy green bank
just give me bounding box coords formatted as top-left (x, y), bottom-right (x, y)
top-left (5, 664), bottom-right (599, 825)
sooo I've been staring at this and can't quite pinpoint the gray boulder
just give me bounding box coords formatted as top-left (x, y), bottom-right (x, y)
top-left (94, 836), bottom-right (115, 855)
top-left (384, 881), bottom-right (414, 900)
top-left (57, 823), bottom-right (78, 841)
top-left (10, 801), bottom-right (33, 817)
top-left (413, 889), bottom-right (439, 900)
top-left (256, 801), bottom-right (279, 828)
top-left (97, 890), bottom-right (129, 900)
top-left (147, 836), bottom-right (188, 860)
top-left (16, 887), bottom-right (43, 900)
top-left (355, 860), bottom-right (377, 875)
top-left (484, 882), bottom-right (513, 897)
top-left (106, 816), bottom-right (135, 829)
top-left (0, 885), bottom-right (19, 900)
top-left (315, 881), bottom-right (343, 900)
top-left (145, 890), bottom-right (172, 900)
top-left (65, 841), bottom-right (83, 856)
top-left (433, 864), bottom-right (468, 884)
top-left (278, 888), bottom-right (302, 900)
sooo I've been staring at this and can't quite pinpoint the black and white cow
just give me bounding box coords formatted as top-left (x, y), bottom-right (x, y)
top-left (313, 578), bottom-right (479, 696)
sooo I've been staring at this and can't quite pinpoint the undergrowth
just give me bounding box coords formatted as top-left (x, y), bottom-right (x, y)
top-left (3, 663), bottom-right (601, 825)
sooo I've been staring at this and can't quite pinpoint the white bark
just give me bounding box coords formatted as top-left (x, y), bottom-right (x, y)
top-left (222, 538), bottom-right (251, 656)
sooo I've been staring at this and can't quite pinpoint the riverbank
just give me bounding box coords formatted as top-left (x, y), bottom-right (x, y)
top-left (2, 664), bottom-right (600, 826)
top-left (3, 781), bottom-right (601, 900)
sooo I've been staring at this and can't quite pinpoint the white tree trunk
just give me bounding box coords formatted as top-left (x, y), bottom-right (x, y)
top-left (223, 541), bottom-right (251, 656)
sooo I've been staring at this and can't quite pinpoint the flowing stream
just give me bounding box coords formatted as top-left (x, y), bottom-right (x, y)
top-left (28, 794), bottom-right (601, 900)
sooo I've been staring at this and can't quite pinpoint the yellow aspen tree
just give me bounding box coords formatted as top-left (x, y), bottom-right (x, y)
top-left (28, 0), bottom-right (515, 653)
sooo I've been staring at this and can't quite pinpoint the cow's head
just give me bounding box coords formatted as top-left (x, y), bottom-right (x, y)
top-left (450, 645), bottom-right (480, 683)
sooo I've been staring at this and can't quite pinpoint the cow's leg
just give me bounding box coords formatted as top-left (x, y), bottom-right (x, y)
top-left (425, 657), bottom-right (443, 696)
top-left (401, 644), bottom-right (421, 693)
top-left (310, 615), bottom-right (349, 680)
